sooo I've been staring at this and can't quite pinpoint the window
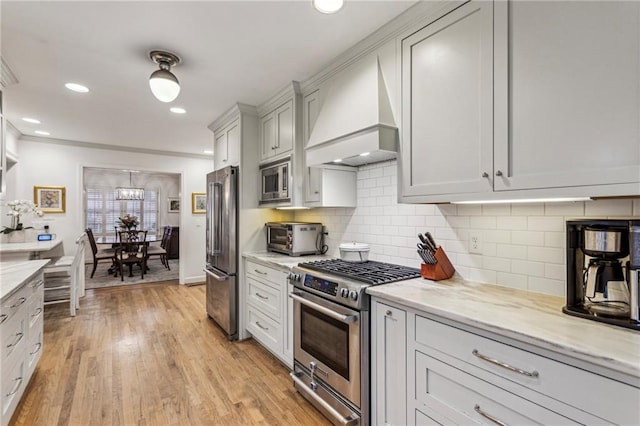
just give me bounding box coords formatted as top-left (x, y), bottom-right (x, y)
top-left (86, 188), bottom-right (159, 237)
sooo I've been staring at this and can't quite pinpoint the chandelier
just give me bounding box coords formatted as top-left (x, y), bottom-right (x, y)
top-left (116, 172), bottom-right (145, 200)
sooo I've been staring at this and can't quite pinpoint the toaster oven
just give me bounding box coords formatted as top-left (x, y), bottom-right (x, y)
top-left (266, 222), bottom-right (322, 256)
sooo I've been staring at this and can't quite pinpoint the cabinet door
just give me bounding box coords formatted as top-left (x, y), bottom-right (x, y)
top-left (373, 301), bottom-right (407, 426)
top-left (303, 90), bottom-right (322, 203)
top-left (213, 131), bottom-right (227, 171)
top-left (260, 112), bottom-right (276, 161)
top-left (275, 100), bottom-right (294, 155)
top-left (400, 0), bottom-right (494, 199)
top-left (283, 282), bottom-right (294, 369)
top-left (494, 1), bottom-right (640, 191)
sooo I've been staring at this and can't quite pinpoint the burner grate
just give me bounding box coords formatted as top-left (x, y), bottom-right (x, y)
top-left (298, 259), bottom-right (421, 285)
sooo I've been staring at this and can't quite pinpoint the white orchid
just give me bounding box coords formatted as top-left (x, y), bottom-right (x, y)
top-left (2, 199), bottom-right (44, 234)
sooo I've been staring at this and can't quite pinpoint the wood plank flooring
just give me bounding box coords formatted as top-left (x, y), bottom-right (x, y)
top-left (10, 281), bottom-right (331, 426)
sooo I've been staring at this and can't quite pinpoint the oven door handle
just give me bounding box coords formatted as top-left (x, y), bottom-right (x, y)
top-left (289, 293), bottom-right (357, 324)
top-left (290, 371), bottom-right (359, 426)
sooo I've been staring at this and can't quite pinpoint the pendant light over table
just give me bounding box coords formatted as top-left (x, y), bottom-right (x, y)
top-left (116, 172), bottom-right (145, 201)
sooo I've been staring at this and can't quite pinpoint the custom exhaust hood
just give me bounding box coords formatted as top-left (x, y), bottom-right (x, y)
top-left (306, 55), bottom-right (398, 167)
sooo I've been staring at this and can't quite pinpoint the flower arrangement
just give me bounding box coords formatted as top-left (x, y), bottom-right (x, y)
top-left (2, 199), bottom-right (45, 234)
top-left (118, 214), bottom-right (140, 230)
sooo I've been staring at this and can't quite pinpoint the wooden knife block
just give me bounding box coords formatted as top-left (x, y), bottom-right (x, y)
top-left (421, 247), bottom-right (455, 281)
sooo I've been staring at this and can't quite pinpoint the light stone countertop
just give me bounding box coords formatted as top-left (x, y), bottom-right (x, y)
top-left (0, 239), bottom-right (62, 254)
top-left (366, 276), bottom-right (640, 380)
top-left (241, 251), bottom-right (640, 381)
top-left (0, 259), bottom-right (50, 299)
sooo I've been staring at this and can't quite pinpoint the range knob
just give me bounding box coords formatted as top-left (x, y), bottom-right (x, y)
top-left (288, 273), bottom-right (300, 282)
top-left (340, 288), bottom-right (349, 298)
top-left (348, 290), bottom-right (358, 301)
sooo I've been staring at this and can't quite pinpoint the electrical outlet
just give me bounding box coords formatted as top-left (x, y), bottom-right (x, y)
top-left (469, 231), bottom-right (482, 254)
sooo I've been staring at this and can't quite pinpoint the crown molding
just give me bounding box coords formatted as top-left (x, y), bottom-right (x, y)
top-left (208, 102), bottom-right (258, 132)
top-left (256, 81), bottom-right (301, 116)
top-left (1, 57), bottom-right (19, 88)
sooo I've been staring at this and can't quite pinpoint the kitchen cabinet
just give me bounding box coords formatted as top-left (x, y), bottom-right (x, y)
top-left (371, 297), bottom-right (640, 425)
top-left (260, 99), bottom-right (294, 162)
top-left (302, 90), bottom-right (357, 207)
top-left (1, 270), bottom-right (44, 426)
top-left (212, 118), bottom-right (240, 171)
top-left (400, 0), bottom-right (640, 203)
top-left (244, 258), bottom-right (293, 369)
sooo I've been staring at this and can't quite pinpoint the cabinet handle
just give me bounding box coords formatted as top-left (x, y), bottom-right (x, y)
top-left (7, 332), bottom-right (24, 349)
top-left (6, 377), bottom-right (23, 397)
top-left (256, 321), bottom-right (269, 331)
top-left (255, 292), bottom-right (269, 300)
top-left (495, 170), bottom-right (503, 177)
top-left (10, 297), bottom-right (27, 308)
top-left (385, 310), bottom-right (392, 316)
top-left (474, 404), bottom-right (508, 426)
top-left (472, 349), bottom-right (539, 378)
top-left (32, 307), bottom-right (43, 318)
top-left (0, 314), bottom-right (7, 325)
top-left (254, 269), bottom-right (268, 275)
top-left (482, 172), bottom-right (489, 178)
top-left (314, 191), bottom-right (319, 194)
top-left (30, 342), bottom-right (42, 355)
top-left (30, 279), bottom-right (44, 288)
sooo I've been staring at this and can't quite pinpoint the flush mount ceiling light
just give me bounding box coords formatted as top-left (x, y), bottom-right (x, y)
top-left (312, 0), bottom-right (344, 14)
top-left (116, 172), bottom-right (145, 201)
top-left (149, 50), bottom-right (181, 103)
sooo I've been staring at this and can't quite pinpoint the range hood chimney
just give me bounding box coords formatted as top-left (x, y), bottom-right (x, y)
top-left (306, 54), bottom-right (398, 167)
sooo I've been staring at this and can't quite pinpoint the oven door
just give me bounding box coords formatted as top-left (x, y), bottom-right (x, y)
top-left (291, 289), bottom-right (361, 408)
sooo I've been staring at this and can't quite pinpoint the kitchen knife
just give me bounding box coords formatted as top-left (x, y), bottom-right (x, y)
top-left (425, 232), bottom-right (438, 251)
top-left (418, 233), bottom-right (436, 253)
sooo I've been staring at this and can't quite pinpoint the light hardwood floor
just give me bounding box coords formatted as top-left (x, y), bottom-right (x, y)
top-left (10, 281), bottom-right (330, 426)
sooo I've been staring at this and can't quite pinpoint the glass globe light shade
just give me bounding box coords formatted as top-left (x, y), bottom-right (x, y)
top-left (149, 69), bottom-right (180, 103)
top-left (312, 0), bottom-right (344, 14)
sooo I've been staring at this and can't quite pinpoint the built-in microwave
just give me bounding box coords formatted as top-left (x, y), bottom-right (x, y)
top-left (260, 157), bottom-right (290, 204)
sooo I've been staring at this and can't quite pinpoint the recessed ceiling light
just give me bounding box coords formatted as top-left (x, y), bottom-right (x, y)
top-left (203, 150), bottom-right (214, 155)
top-left (35, 130), bottom-right (50, 136)
top-left (170, 107), bottom-right (186, 114)
top-left (360, 152), bottom-right (370, 157)
top-left (312, 0), bottom-right (344, 14)
top-left (22, 117), bottom-right (41, 124)
top-left (334, 159), bottom-right (343, 163)
top-left (65, 83), bottom-right (89, 93)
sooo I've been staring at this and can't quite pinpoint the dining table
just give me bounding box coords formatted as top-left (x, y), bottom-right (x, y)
top-left (96, 234), bottom-right (159, 244)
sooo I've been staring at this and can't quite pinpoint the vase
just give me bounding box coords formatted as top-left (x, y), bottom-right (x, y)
top-left (8, 230), bottom-right (26, 243)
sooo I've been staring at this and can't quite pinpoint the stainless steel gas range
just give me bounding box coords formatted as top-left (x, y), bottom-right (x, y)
top-left (288, 259), bottom-right (421, 425)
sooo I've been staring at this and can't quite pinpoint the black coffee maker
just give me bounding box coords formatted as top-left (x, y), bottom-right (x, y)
top-left (565, 219), bottom-right (640, 330)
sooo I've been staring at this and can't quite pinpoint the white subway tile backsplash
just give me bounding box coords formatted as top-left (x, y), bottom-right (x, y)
top-left (295, 160), bottom-right (639, 297)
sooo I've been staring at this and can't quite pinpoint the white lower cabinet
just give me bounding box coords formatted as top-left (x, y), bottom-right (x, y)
top-left (371, 297), bottom-right (640, 426)
top-left (244, 259), bottom-right (293, 369)
top-left (0, 271), bottom-right (44, 426)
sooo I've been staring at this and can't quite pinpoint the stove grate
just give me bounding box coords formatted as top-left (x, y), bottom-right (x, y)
top-left (298, 259), bottom-right (421, 285)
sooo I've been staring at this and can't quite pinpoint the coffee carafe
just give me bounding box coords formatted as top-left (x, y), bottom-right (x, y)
top-left (564, 219), bottom-right (640, 331)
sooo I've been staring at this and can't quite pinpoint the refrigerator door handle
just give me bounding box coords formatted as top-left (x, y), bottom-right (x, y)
top-left (212, 181), bottom-right (223, 256)
top-left (204, 267), bottom-right (229, 281)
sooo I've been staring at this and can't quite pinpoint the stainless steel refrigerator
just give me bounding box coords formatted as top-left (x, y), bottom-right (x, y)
top-left (205, 165), bottom-right (239, 340)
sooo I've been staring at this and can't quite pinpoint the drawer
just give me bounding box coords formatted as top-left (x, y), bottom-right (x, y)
top-left (247, 276), bottom-right (281, 320)
top-left (27, 291), bottom-right (44, 331)
top-left (26, 326), bottom-right (43, 378)
top-left (415, 350), bottom-right (579, 425)
top-left (246, 260), bottom-right (286, 285)
top-left (415, 315), bottom-right (640, 425)
top-left (1, 286), bottom-right (28, 327)
top-left (1, 356), bottom-right (26, 421)
top-left (1, 312), bottom-right (26, 365)
top-left (25, 273), bottom-right (44, 298)
top-left (247, 305), bottom-right (282, 357)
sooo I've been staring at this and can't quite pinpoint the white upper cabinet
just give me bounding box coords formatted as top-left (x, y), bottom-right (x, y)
top-left (400, 0), bottom-right (640, 203)
top-left (400, 0), bottom-right (494, 199)
top-left (493, 0), bottom-right (640, 193)
top-left (260, 99), bottom-right (294, 162)
top-left (213, 118), bottom-right (240, 171)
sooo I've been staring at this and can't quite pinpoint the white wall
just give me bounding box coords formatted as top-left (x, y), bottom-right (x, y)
top-left (295, 160), bottom-right (640, 297)
top-left (12, 137), bottom-right (213, 284)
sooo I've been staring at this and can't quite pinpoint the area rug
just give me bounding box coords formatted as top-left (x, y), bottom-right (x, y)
top-left (85, 260), bottom-right (179, 289)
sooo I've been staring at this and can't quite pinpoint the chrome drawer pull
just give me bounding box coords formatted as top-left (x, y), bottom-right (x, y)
top-left (7, 332), bottom-right (24, 348)
top-left (256, 321), bottom-right (269, 331)
top-left (255, 292), bottom-right (269, 300)
top-left (32, 307), bottom-right (43, 317)
top-left (0, 314), bottom-right (7, 325)
top-left (472, 349), bottom-right (539, 378)
top-left (30, 342), bottom-right (42, 355)
top-left (6, 377), bottom-right (23, 397)
top-left (254, 269), bottom-right (268, 275)
top-left (474, 404), bottom-right (508, 426)
top-left (10, 297), bottom-right (27, 308)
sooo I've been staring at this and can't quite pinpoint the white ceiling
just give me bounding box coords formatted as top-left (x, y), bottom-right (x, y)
top-left (1, 0), bottom-right (415, 157)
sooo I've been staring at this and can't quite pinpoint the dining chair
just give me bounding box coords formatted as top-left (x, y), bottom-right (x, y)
top-left (114, 229), bottom-right (148, 280)
top-left (86, 228), bottom-right (116, 278)
top-left (42, 232), bottom-right (87, 316)
top-left (146, 226), bottom-right (172, 270)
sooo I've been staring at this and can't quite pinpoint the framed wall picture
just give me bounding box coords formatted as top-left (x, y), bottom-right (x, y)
top-left (34, 185), bottom-right (66, 213)
top-left (192, 192), bottom-right (206, 214)
top-left (168, 197), bottom-right (180, 213)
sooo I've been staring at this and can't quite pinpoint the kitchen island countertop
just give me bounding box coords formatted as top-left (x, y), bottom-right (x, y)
top-left (243, 251), bottom-right (332, 270)
top-left (0, 259), bottom-right (50, 299)
top-left (366, 275), bottom-right (640, 381)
